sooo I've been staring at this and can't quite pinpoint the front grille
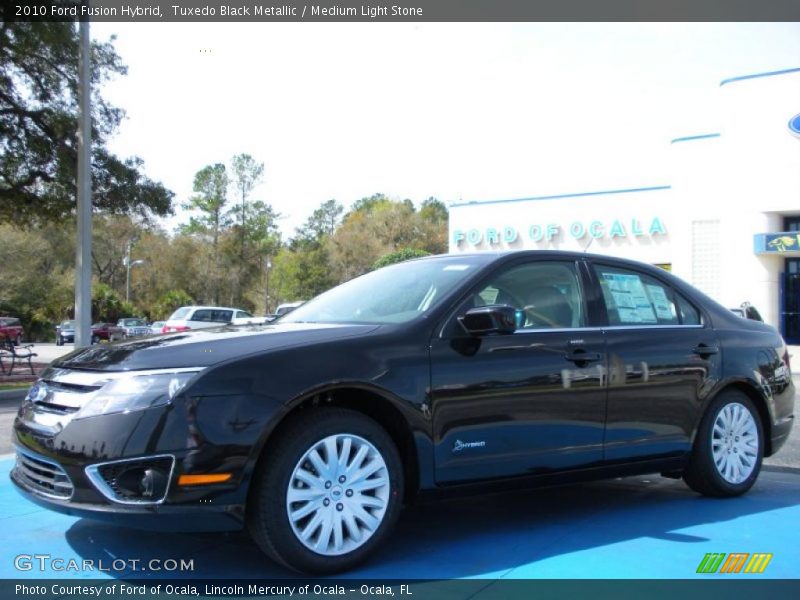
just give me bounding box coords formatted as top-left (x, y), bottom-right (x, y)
top-left (14, 450), bottom-right (74, 499)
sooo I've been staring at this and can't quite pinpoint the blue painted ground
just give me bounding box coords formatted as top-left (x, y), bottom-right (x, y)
top-left (1, 457), bottom-right (798, 579)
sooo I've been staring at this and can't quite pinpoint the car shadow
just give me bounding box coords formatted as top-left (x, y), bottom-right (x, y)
top-left (63, 471), bottom-right (800, 579)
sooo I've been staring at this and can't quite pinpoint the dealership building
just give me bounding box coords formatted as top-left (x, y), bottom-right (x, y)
top-left (449, 67), bottom-right (800, 342)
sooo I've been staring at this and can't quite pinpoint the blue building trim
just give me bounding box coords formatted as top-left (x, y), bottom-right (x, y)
top-left (670, 133), bottom-right (721, 144)
top-left (720, 66), bottom-right (800, 87)
top-left (450, 185), bottom-right (671, 208)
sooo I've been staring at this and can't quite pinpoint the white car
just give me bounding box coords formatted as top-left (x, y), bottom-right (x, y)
top-left (162, 306), bottom-right (268, 333)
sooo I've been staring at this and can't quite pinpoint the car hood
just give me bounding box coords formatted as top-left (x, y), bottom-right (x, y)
top-left (51, 322), bottom-right (380, 371)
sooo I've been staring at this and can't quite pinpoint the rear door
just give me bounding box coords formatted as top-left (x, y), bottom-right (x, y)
top-left (589, 262), bottom-right (721, 462)
top-left (430, 258), bottom-right (607, 483)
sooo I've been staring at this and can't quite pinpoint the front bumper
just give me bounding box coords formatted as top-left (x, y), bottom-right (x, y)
top-left (10, 459), bottom-right (243, 532)
top-left (10, 387), bottom-right (276, 532)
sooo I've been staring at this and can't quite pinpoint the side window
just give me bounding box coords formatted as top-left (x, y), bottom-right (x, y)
top-left (236, 311), bottom-right (253, 319)
top-left (192, 309), bottom-right (211, 322)
top-left (472, 261), bottom-right (585, 329)
top-left (593, 265), bottom-right (679, 326)
top-left (675, 293), bottom-right (703, 325)
top-left (213, 310), bottom-right (233, 323)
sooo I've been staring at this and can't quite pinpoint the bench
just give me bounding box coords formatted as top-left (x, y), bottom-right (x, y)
top-left (0, 339), bottom-right (37, 375)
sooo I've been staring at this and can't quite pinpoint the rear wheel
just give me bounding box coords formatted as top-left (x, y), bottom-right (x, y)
top-left (684, 389), bottom-right (763, 497)
top-left (248, 408), bottom-right (403, 574)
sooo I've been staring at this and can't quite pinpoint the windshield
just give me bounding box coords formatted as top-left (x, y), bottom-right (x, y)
top-left (61, 320), bottom-right (75, 328)
top-left (282, 257), bottom-right (480, 324)
top-left (169, 307), bottom-right (191, 320)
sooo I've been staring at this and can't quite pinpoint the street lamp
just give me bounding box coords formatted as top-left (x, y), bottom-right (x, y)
top-left (264, 258), bottom-right (273, 314)
top-left (125, 256), bottom-right (145, 303)
top-left (124, 239), bottom-right (145, 303)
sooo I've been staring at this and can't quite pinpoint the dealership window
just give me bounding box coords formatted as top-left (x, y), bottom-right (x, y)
top-left (472, 261), bottom-right (584, 329)
top-left (594, 265), bottom-right (680, 326)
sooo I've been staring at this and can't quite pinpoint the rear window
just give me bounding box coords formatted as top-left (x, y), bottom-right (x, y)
top-left (169, 307), bottom-right (192, 320)
top-left (236, 311), bottom-right (253, 319)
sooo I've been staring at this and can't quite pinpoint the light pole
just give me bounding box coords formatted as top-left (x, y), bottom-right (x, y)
top-left (264, 257), bottom-right (272, 315)
top-left (124, 242), bottom-right (145, 303)
top-left (74, 19), bottom-right (92, 348)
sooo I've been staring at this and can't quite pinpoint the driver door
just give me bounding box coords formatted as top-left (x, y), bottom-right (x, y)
top-left (429, 259), bottom-right (607, 484)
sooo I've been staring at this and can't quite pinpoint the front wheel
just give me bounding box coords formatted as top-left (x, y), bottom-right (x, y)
top-left (684, 390), bottom-right (763, 497)
top-left (248, 408), bottom-right (403, 574)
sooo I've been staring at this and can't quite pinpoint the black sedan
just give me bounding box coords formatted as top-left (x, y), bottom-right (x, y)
top-left (11, 251), bottom-right (795, 574)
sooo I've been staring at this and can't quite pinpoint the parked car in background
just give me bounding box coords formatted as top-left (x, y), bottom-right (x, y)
top-left (267, 301), bottom-right (305, 321)
top-left (90, 323), bottom-right (125, 344)
top-left (13, 251), bottom-right (794, 574)
top-left (162, 306), bottom-right (268, 333)
top-left (730, 302), bottom-right (764, 322)
top-left (116, 318), bottom-right (150, 338)
top-left (148, 321), bottom-right (166, 335)
top-left (0, 317), bottom-right (24, 346)
top-left (55, 320), bottom-right (75, 346)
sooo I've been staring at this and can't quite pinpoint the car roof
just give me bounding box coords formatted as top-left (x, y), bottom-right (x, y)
top-left (179, 305), bottom-right (241, 312)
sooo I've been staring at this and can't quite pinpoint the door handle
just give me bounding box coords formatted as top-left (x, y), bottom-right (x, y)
top-left (693, 344), bottom-right (719, 357)
top-left (565, 351), bottom-right (602, 364)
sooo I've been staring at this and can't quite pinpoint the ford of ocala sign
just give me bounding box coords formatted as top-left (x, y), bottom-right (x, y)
top-left (453, 217), bottom-right (666, 247)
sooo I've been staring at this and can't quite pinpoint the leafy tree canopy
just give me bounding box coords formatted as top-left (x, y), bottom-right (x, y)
top-left (0, 22), bottom-right (173, 224)
top-left (372, 248), bottom-right (430, 270)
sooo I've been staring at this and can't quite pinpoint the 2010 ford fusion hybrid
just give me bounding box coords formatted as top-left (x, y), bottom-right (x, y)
top-left (11, 251), bottom-right (795, 573)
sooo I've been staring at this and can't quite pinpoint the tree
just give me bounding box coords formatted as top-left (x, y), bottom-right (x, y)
top-left (293, 199), bottom-right (344, 247)
top-left (180, 163), bottom-right (229, 303)
top-left (372, 248), bottom-right (430, 270)
top-left (0, 22), bottom-right (173, 224)
top-left (230, 153), bottom-right (264, 245)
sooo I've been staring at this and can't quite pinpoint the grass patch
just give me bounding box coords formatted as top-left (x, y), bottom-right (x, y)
top-left (0, 382), bottom-right (31, 391)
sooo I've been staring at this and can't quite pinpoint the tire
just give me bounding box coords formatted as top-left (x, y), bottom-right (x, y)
top-left (683, 389), bottom-right (763, 497)
top-left (91, 335), bottom-right (99, 345)
top-left (248, 408), bottom-right (404, 574)
top-left (14, 334), bottom-right (21, 346)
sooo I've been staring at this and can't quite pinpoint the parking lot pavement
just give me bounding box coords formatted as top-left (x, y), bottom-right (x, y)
top-left (24, 342), bottom-right (74, 364)
top-left (0, 457), bottom-right (797, 580)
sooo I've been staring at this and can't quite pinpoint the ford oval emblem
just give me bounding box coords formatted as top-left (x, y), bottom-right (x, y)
top-left (790, 113), bottom-right (800, 137)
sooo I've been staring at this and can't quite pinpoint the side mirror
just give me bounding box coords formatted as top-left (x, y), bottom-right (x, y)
top-left (458, 304), bottom-right (517, 336)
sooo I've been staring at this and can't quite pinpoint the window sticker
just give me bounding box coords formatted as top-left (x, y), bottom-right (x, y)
top-left (645, 284), bottom-right (675, 321)
top-left (602, 273), bottom-right (657, 323)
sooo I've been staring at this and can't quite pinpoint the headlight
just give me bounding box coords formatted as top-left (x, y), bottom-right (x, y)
top-left (74, 370), bottom-right (200, 420)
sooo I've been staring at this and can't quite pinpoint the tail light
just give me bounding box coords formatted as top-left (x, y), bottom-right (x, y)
top-left (162, 325), bottom-right (190, 333)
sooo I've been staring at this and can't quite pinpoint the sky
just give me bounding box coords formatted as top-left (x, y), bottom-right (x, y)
top-left (92, 22), bottom-right (800, 238)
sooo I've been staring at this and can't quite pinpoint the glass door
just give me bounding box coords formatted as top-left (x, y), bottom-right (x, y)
top-left (781, 217), bottom-right (800, 343)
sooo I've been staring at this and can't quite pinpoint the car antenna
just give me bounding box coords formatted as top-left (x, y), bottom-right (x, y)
top-left (583, 236), bottom-right (595, 253)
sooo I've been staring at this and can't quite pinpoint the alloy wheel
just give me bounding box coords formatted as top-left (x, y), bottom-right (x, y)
top-left (711, 402), bottom-right (759, 484)
top-left (286, 433), bottom-right (390, 556)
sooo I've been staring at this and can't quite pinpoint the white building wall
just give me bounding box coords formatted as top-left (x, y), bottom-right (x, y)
top-left (449, 68), bottom-right (800, 333)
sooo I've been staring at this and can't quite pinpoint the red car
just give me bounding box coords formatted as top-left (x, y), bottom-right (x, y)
top-left (0, 317), bottom-right (24, 346)
top-left (91, 322), bottom-right (125, 344)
